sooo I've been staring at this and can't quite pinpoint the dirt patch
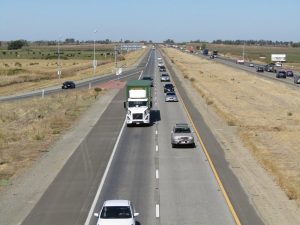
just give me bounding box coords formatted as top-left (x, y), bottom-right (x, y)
top-left (162, 47), bottom-right (300, 224)
top-left (95, 80), bottom-right (126, 90)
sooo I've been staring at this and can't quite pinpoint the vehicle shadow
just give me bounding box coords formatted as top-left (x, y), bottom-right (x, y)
top-left (136, 221), bottom-right (141, 225)
top-left (151, 110), bottom-right (161, 125)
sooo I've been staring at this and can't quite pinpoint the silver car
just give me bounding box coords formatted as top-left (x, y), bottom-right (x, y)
top-left (161, 73), bottom-right (170, 82)
top-left (171, 123), bottom-right (195, 148)
top-left (165, 92), bottom-right (178, 102)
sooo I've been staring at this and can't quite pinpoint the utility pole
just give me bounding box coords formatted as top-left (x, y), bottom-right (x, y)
top-left (114, 45), bottom-right (118, 68)
top-left (57, 36), bottom-right (62, 79)
top-left (93, 29), bottom-right (97, 75)
top-left (242, 41), bottom-right (245, 61)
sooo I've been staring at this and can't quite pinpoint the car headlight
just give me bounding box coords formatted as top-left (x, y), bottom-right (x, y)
top-left (188, 137), bottom-right (193, 140)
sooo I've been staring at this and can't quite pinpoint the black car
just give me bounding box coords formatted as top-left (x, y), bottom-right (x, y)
top-left (294, 75), bottom-right (300, 84)
top-left (276, 70), bottom-right (286, 78)
top-left (159, 66), bottom-right (166, 72)
top-left (164, 83), bottom-right (174, 93)
top-left (142, 76), bottom-right (153, 86)
top-left (62, 81), bottom-right (76, 89)
top-left (256, 66), bottom-right (264, 72)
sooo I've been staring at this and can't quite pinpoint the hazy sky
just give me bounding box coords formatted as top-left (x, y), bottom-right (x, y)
top-left (1, 0), bottom-right (299, 42)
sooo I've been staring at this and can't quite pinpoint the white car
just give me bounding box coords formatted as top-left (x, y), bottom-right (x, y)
top-left (94, 200), bottom-right (139, 225)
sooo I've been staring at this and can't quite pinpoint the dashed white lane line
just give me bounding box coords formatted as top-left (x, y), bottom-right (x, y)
top-left (155, 130), bottom-right (158, 135)
top-left (155, 145), bottom-right (158, 152)
top-left (156, 169), bottom-right (159, 179)
top-left (156, 204), bottom-right (160, 218)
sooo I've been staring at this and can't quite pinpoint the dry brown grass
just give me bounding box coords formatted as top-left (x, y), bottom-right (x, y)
top-left (0, 48), bottom-right (146, 96)
top-left (0, 88), bottom-right (104, 184)
top-left (163, 47), bottom-right (300, 204)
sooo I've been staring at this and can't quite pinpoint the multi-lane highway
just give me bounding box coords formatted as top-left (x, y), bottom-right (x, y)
top-left (19, 48), bottom-right (264, 225)
top-left (198, 53), bottom-right (299, 87)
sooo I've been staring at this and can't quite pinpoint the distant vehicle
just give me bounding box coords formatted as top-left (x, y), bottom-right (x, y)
top-left (159, 66), bottom-right (166, 72)
top-left (212, 50), bottom-right (218, 57)
top-left (163, 83), bottom-right (174, 93)
top-left (158, 62), bottom-right (164, 67)
top-left (157, 57), bottom-right (162, 61)
top-left (142, 76), bottom-right (154, 87)
top-left (171, 123), bottom-right (195, 148)
top-left (256, 66), bottom-right (264, 72)
top-left (202, 49), bottom-right (209, 55)
top-left (264, 63), bottom-right (277, 73)
top-left (161, 73), bottom-right (170, 82)
top-left (276, 70), bottom-right (287, 78)
top-left (294, 75), bottom-right (300, 84)
top-left (249, 63), bottom-right (254, 67)
top-left (209, 55), bottom-right (215, 59)
top-left (236, 59), bottom-right (245, 64)
top-left (286, 70), bottom-right (294, 77)
top-left (165, 92), bottom-right (178, 102)
top-left (275, 62), bottom-right (282, 67)
top-left (62, 81), bottom-right (76, 89)
top-left (94, 200), bottom-right (139, 225)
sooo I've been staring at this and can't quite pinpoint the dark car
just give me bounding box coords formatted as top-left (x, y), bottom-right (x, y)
top-left (286, 70), bottom-right (294, 77)
top-left (159, 66), bottom-right (166, 72)
top-left (142, 76), bottom-right (153, 87)
top-left (62, 81), bottom-right (76, 89)
top-left (276, 70), bottom-right (287, 78)
top-left (164, 83), bottom-right (174, 93)
top-left (256, 66), bottom-right (264, 72)
top-left (294, 75), bottom-right (300, 84)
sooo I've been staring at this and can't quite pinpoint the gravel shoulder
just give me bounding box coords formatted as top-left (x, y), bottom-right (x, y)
top-left (0, 89), bottom-right (119, 225)
top-left (162, 47), bottom-right (300, 225)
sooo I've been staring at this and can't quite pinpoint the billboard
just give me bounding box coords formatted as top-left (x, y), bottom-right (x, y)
top-left (271, 54), bottom-right (286, 62)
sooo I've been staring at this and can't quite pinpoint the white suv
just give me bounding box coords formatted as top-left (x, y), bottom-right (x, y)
top-left (94, 200), bottom-right (139, 225)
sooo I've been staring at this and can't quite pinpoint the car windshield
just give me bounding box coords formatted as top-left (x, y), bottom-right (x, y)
top-left (174, 127), bottom-right (191, 133)
top-left (162, 74), bottom-right (168, 77)
top-left (128, 101), bottom-right (147, 107)
top-left (100, 206), bottom-right (132, 219)
top-left (142, 77), bottom-right (151, 80)
top-left (166, 93), bottom-right (175, 96)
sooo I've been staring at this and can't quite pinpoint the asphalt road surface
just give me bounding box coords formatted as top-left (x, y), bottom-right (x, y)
top-left (20, 48), bottom-right (264, 225)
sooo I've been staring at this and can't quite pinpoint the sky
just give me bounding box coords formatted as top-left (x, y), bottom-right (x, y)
top-left (0, 0), bottom-right (299, 42)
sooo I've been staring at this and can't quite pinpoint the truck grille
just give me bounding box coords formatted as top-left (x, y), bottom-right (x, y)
top-left (133, 113), bottom-right (143, 119)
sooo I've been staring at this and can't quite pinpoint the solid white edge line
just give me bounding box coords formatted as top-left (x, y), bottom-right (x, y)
top-left (156, 204), bottom-right (160, 218)
top-left (84, 119), bottom-right (127, 225)
top-left (156, 169), bottom-right (159, 179)
top-left (155, 145), bottom-right (158, 152)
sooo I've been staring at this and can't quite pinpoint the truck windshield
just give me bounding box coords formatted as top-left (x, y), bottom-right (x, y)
top-left (129, 101), bottom-right (147, 107)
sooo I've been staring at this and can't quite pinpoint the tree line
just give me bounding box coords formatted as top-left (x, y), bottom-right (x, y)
top-left (211, 39), bottom-right (300, 47)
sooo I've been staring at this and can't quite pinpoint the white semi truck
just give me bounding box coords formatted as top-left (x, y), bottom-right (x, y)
top-left (124, 80), bottom-right (152, 126)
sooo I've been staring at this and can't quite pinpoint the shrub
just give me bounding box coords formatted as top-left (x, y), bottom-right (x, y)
top-left (189, 77), bottom-right (195, 82)
top-left (287, 112), bottom-right (293, 116)
top-left (14, 62), bottom-right (22, 67)
top-left (184, 75), bottom-right (189, 79)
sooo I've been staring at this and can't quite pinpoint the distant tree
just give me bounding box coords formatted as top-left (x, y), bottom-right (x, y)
top-left (65, 38), bottom-right (75, 44)
top-left (164, 39), bottom-right (175, 44)
top-left (149, 40), bottom-right (153, 43)
top-left (7, 40), bottom-right (27, 50)
top-left (124, 40), bottom-right (132, 43)
top-left (201, 43), bottom-right (206, 50)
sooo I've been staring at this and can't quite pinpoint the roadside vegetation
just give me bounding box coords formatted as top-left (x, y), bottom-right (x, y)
top-left (163, 47), bottom-right (300, 205)
top-left (0, 88), bottom-right (103, 186)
